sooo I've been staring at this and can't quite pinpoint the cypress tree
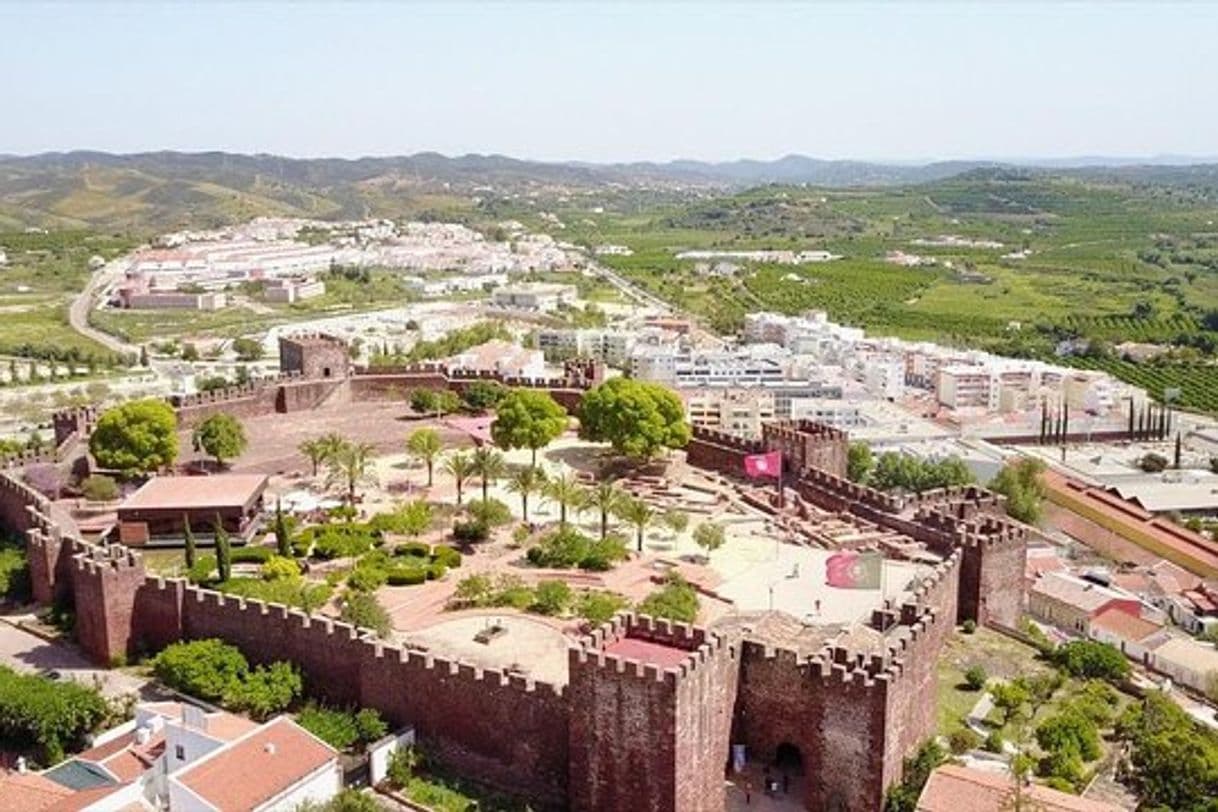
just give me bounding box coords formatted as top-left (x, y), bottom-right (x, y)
top-left (215, 514), bottom-right (231, 583)
top-left (1127, 401), bottom-right (1135, 437)
top-left (1040, 403), bottom-right (1048, 444)
top-left (275, 499), bottom-right (292, 558)
top-left (1174, 434), bottom-right (1182, 469)
top-left (1061, 403), bottom-right (1069, 442)
top-left (183, 514), bottom-right (196, 569)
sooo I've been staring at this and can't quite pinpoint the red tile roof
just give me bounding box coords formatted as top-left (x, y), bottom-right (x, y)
top-left (120, 474), bottom-right (267, 511)
top-left (173, 717), bottom-right (336, 811)
top-left (1089, 605), bottom-right (1162, 643)
top-left (917, 765), bottom-right (1121, 812)
top-left (0, 772), bottom-right (74, 812)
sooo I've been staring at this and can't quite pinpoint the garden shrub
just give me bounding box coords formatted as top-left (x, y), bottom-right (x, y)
top-left (525, 527), bottom-right (627, 571)
top-left (466, 498), bottom-right (512, 528)
top-left (394, 541), bottom-right (431, 558)
top-left (231, 546), bottom-right (273, 564)
top-left (387, 567), bottom-right (427, 586)
top-left (79, 474), bottom-right (119, 502)
top-left (432, 545), bottom-right (462, 568)
top-left (452, 519), bottom-right (489, 543)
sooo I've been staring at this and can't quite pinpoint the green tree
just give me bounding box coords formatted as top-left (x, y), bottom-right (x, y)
top-left (299, 438), bottom-right (330, 477)
top-left (692, 521), bottom-right (726, 554)
top-left (847, 441), bottom-right (874, 484)
top-left (274, 499), bottom-right (292, 558)
top-left (506, 465), bottom-right (547, 522)
top-left (154, 638), bottom-right (249, 702)
top-left (1036, 709), bottom-right (1100, 762)
top-left (585, 480), bottom-right (624, 541)
top-left (406, 428), bottom-right (443, 487)
top-left (89, 399), bottom-right (178, 475)
top-left (990, 679), bottom-right (1031, 725)
top-left (883, 740), bottom-right (946, 812)
top-left (326, 440), bottom-right (376, 504)
top-left (260, 555), bottom-right (299, 581)
top-left (615, 495), bottom-right (656, 553)
top-left (637, 572), bottom-right (698, 622)
top-left (963, 665), bottom-right (987, 691)
top-left (989, 457), bottom-right (1048, 525)
top-left (461, 380), bottom-right (506, 412)
top-left (224, 661), bottom-right (302, 721)
top-left (662, 510), bottom-right (689, 535)
top-left (231, 337), bottom-right (264, 362)
top-left (544, 472), bottom-right (586, 528)
top-left (183, 514), bottom-right (197, 569)
top-left (0, 665), bottom-right (108, 764)
top-left (192, 413), bottom-right (247, 467)
top-left (532, 580), bottom-right (573, 615)
top-left (578, 378), bottom-right (690, 461)
top-left (443, 451), bottom-right (475, 505)
top-left (1118, 693), bottom-right (1218, 809)
top-left (340, 591), bottom-right (392, 638)
top-left (215, 517), bottom-right (232, 582)
top-left (410, 388), bottom-right (439, 414)
top-left (470, 447), bottom-right (507, 502)
top-left (80, 474), bottom-right (119, 501)
top-left (1051, 640), bottom-right (1130, 681)
top-left (491, 389), bottom-right (568, 465)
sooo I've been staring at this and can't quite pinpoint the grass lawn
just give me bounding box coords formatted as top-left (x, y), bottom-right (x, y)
top-left (936, 626), bottom-right (1053, 736)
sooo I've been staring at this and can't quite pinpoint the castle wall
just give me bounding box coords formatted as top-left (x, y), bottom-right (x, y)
top-left (568, 616), bottom-right (738, 812)
top-left (361, 644), bottom-right (570, 806)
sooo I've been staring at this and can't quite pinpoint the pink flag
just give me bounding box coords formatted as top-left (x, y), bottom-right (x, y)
top-left (825, 551), bottom-right (883, 589)
top-left (744, 451), bottom-right (782, 480)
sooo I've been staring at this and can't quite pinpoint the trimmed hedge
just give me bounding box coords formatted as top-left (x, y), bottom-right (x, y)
top-left (387, 568), bottom-right (427, 586)
top-left (394, 541), bottom-right (431, 558)
top-left (231, 546), bottom-right (273, 564)
top-left (432, 545), bottom-right (462, 568)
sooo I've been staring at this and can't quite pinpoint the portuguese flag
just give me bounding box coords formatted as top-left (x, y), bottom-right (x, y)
top-left (825, 551), bottom-right (883, 590)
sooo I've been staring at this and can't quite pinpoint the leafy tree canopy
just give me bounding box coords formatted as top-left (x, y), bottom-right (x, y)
top-left (578, 378), bottom-right (690, 460)
top-left (193, 413), bottom-right (248, 466)
top-left (491, 389), bottom-right (568, 459)
top-left (89, 398), bottom-right (178, 475)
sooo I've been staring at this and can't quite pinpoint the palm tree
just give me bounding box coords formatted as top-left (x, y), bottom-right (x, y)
top-left (585, 480), bottom-right (624, 540)
top-left (326, 440), bottom-right (376, 504)
top-left (406, 428), bottom-right (443, 487)
top-left (544, 472), bottom-right (586, 528)
top-left (298, 438), bottom-right (329, 477)
top-left (443, 451), bottom-right (475, 506)
top-left (470, 447), bottom-right (507, 503)
top-left (505, 466), bottom-right (547, 523)
top-left (615, 496), bottom-right (656, 553)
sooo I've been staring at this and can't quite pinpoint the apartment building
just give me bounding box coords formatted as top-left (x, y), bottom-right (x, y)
top-left (631, 345), bottom-right (789, 386)
top-left (680, 387), bottom-right (777, 437)
top-left (536, 328), bottom-right (634, 365)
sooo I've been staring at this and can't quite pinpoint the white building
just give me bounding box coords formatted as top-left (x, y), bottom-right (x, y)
top-left (263, 277), bottom-right (326, 304)
top-left (491, 283), bottom-right (578, 312)
top-left (536, 328), bottom-right (634, 365)
top-left (448, 340), bottom-right (547, 378)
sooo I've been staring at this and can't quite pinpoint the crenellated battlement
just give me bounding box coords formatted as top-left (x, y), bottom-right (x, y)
top-left (571, 611), bottom-right (731, 689)
top-left (689, 425), bottom-right (765, 454)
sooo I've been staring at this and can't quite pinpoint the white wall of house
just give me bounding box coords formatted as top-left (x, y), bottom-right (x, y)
top-left (255, 761), bottom-right (343, 812)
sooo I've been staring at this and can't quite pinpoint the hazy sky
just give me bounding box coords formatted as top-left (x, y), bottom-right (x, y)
top-left (3, 1), bottom-right (1215, 162)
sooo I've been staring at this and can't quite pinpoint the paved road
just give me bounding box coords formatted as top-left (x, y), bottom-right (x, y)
top-left (0, 616), bottom-right (152, 699)
top-left (585, 256), bottom-right (728, 349)
top-left (67, 260), bottom-right (138, 358)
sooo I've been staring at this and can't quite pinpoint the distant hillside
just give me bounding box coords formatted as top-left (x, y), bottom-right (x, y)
top-left (2, 150), bottom-right (1217, 232)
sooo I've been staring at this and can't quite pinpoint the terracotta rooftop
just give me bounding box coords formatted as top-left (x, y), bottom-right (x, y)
top-left (603, 637), bottom-right (692, 670)
top-left (173, 717), bottom-right (337, 811)
top-left (1031, 572), bottom-right (1130, 614)
top-left (0, 772), bottom-right (74, 812)
top-left (917, 764), bottom-right (1121, 812)
top-left (120, 474), bottom-right (268, 511)
top-left (1089, 605), bottom-right (1163, 643)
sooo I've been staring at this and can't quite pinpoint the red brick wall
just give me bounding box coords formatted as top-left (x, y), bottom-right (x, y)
top-left (568, 616), bottom-right (737, 812)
